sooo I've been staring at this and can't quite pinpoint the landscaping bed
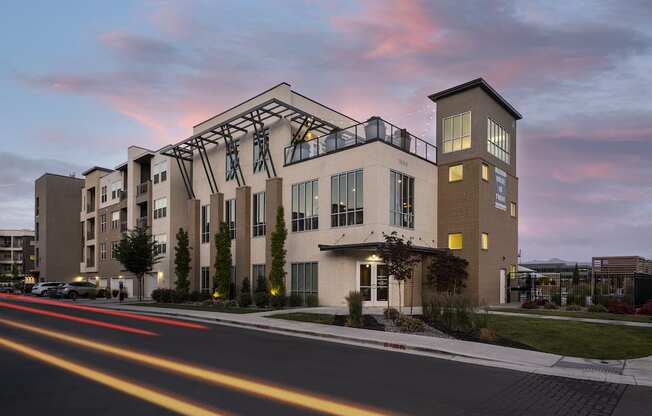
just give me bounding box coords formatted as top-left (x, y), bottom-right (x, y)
top-left (269, 313), bottom-right (385, 331)
top-left (130, 302), bottom-right (269, 314)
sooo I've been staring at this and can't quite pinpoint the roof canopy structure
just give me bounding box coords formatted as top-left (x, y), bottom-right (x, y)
top-left (163, 98), bottom-right (341, 198)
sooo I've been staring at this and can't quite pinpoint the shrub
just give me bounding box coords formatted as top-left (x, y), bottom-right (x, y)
top-left (239, 277), bottom-right (252, 307)
top-left (288, 293), bottom-right (303, 307)
top-left (270, 294), bottom-right (287, 309)
top-left (254, 291), bottom-right (269, 308)
top-left (305, 294), bottom-right (319, 307)
top-left (543, 302), bottom-right (558, 310)
top-left (535, 299), bottom-right (547, 306)
top-left (565, 304), bottom-right (582, 311)
top-left (384, 307), bottom-right (400, 321)
top-left (638, 300), bottom-right (652, 315)
top-left (188, 291), bottom-right (201, 302)
top-left (224, 299), bottom-right (239, 308)
top-left (588, 304), bottom-right (608, 313)
top-left (550, 294), bottom-right (561, 306)
top-left (345, 291), bottom-right (363, 327)
top-left (198, 292), bottom-right (211, 302)
top-left (112, 289), bottom-right (119, 298)
top-left (201, 299), bottom-right (213, 306)
top-left (423, 293), bottom-right (486, 335)
top-left (521, 300), bottom-right (538, 309)
top-left (395, 315), bottom-right (425, 333)
top-left (608, 300), bottom-right (635, 314)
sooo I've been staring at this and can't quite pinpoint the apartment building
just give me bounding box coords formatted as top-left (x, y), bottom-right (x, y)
top-left (71, 78), bottom-right (519, 305)
top-left (34, 173), bottom-right (84, 282)
top-left (0, 229), bottom-right (35, 279)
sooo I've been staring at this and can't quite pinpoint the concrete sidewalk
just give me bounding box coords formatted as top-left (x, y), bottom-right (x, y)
top-left (486, 309), bottom-right (652, 328)
top-left (101, 303), bottom-right (652, 387)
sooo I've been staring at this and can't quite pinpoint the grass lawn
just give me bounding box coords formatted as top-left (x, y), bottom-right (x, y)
top-left (488, 307), bottom-right (652, 323)
top-left (268, 313), bottom-right (336, 325)
top-left (487, 314), bottom-right (652, 359)
top-left (129, 302), bottom-right (269, 314)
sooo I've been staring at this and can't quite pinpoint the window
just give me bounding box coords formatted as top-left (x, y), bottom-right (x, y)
top-left (99, 243), bottom-right (107, 260)
top-left (487, 118), bottom-right (510, 164)
top-left (100, 214), bottom-right (107, 233)
top-left (225, 139), bottom-right (240, 181)
top-left (153, 161), bottom-right (168, 184)
top-left (390, 171), bottom-right (414, 228)
top-left (291, 262), bottom-right (318, 301)
top-left (154, 234), bottom-right (167, 256)
top-left (482, 163), bottom-right (489, 182)
top-left (225, 199), bottom-right (236, 239)
top-left (292, 179), bottom-right (319, 232)
top-left (252, 264), bottom-right (265, 287)
top-left (252, 192), bottom-right (266, 237)
top-left (253, 128), bottom-right (270, 174)
top-left (201, 205), bottom-right (210, 244)
top-left (510, 202), bottom-right (517, 218)
top-left (35, 197), bottom-right (39, 216)
top-left (481, 233), bottom-right (489, 250)
top-left (331, 169), bottom-right (363, 227)
top-left (200, 267), bottom-right (210, 293)
top-left (154, 198), bottom-right (167, 219)
top-left (111, 211), bottom-right (120, 230)
top-left (110, 241), bottom-right (119, 259)
top-left (101, 186), bottom-right (107, 203)
top-left (448, 233), bottom-right (463, 250)
top-left (442, 112), bottom-right (471, 153)
top-left (110, 181), bottom-right (122, 200)
top-left (448, 164), bottom-right (464, 182)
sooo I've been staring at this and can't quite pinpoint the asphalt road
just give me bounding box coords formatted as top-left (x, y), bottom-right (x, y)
top-left (0, 295), bottom-right (650, 416)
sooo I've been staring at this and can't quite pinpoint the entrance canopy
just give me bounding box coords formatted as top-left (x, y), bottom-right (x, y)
top-left (318, 242), bottom-right (443, 255)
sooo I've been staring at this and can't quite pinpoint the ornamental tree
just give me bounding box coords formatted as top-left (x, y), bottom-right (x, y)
top-left (379, 232), bottom-right (421, 312)
top-left (426, 251), bottom-right (469, 294)
top-left (213, 222), bottom-right (231, 299)
top-left (269, 206), bottom-right (287, 297)
top-left (113, 225), bottom-right (162, 301)
top-left (174, 227), bottom-right (191, 293)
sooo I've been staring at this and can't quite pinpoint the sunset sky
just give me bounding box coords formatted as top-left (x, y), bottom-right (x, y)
top-left (1, 1), bottom-right (650, 261)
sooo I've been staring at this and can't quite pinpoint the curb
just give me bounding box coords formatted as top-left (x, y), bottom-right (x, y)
top-left (105, 306), bottom-right (652, 387)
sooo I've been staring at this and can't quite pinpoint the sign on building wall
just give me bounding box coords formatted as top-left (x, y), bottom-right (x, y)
top-left (495, 167), bottom-right (507, 210)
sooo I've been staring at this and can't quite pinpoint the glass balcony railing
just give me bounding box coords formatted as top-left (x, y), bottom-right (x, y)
top-left (284, 117), bottom-right (437, 165)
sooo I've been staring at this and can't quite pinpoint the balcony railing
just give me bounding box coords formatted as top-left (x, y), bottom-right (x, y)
top-left (137, 217), bottom-right (148, 228)
top-left (119, 189), bottom-right (128, 201)
top-left (86, 231), bottom-right (95, 241)
top-left (86, 203), bottom-right (95, 214)
top-left (284, 117), bottom-right (437, 165)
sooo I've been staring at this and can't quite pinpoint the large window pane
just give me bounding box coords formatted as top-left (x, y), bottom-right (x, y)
top-left (442, 112), bottom-right (471, 153)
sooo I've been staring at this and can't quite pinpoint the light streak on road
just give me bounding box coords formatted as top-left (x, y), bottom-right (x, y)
top-left (0, 294), bottom-right (208, 330)
top-left (0, 318), bottom-right (391, 416)
top-left (0, 301), bottom-right (157, 336)
top-left (0, 335), bottom-right (223, 416)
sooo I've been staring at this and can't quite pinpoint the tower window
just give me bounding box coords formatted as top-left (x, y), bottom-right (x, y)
top-left (448, 164), bottom-right (464, 182)
top-left (481, 233), bottom-right (489, 250)
top-left (442, 112), bottom-right (471, 153)
top-left (448, 233), bottom-right (463, 250)
top-left (481, 163), bottom-right (489, 182)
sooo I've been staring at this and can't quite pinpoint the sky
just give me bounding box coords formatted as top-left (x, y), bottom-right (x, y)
top-left (1, 0), bottom-right (650, 262)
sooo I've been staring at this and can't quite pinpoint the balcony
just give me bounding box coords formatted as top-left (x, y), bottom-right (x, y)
top-left (136, 182), bottom-right (149, 196)
top-left (86, 231), bottom-right (95, 241)
top-left (119, 189), bottom-right (128, 201)
top-left (86, 203), bottom-right (95, 214)
top-left (284, 117), bottom-right (437, 166)
top-left (120, 222), bottom-right (128, 232)
top-left (137, 217), bottom-right (149, 228)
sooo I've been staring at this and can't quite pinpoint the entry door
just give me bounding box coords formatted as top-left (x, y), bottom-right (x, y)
top-left (358, 263), bottom-right (389, 305)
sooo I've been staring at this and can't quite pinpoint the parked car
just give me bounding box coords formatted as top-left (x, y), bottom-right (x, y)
top-left (56, 281), bottom-right (98, 299)
top-left (0, 282), bottom-right (15, 294)
top-left (31, 282), bottom-right (64, 296)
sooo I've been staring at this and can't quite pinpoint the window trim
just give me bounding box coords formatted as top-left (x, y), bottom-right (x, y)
top-left (389, 170), bottom-right (415, 229)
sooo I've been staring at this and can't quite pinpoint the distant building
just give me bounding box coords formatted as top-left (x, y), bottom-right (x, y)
top-left (592, 256), bottom-right (652, 276)
top-left (34, 173), bottom-right (85, 282)
top-left (0, 229), bottom-right (35, 279)
top-left (520, 259), bottom-right (592, 280)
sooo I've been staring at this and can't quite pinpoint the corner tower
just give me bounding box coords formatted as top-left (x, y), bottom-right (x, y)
top-left (429, 78), bottom-right (521, 305)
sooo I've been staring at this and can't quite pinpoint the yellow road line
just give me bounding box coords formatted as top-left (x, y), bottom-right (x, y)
top-left (0, 318), bottom-right (389, 416)
top-left (0, 336), bottom-right (222, 416)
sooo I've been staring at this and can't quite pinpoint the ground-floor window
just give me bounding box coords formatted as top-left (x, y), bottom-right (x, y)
top-left (200, 267), bottom-right (210, 293)
top-left (291, 262), bottom-right (318, 301)
top-left (252, 264), bottom-right (265, 286)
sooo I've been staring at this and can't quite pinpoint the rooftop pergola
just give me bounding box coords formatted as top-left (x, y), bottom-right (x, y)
top-left (163, 98), bottom-right (341, 199)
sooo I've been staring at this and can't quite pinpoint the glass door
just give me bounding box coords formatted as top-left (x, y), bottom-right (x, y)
top-left (358, 262), bottom-right (388, 305)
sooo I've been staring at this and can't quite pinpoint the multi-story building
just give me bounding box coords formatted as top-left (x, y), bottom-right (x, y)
top-left (592, 256), bottom-right (652, 276)
top-left (34, 173), bottom-right (84, 282)
top-left (0, 229), bottom-right (35, 279)
top-left (520, 260), bottom-right (593, 280)
top-left (70, 78), bottom-right (520, 306)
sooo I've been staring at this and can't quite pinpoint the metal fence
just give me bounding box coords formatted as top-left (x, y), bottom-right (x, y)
top-left (508, 272), bottom-right (652, 307)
